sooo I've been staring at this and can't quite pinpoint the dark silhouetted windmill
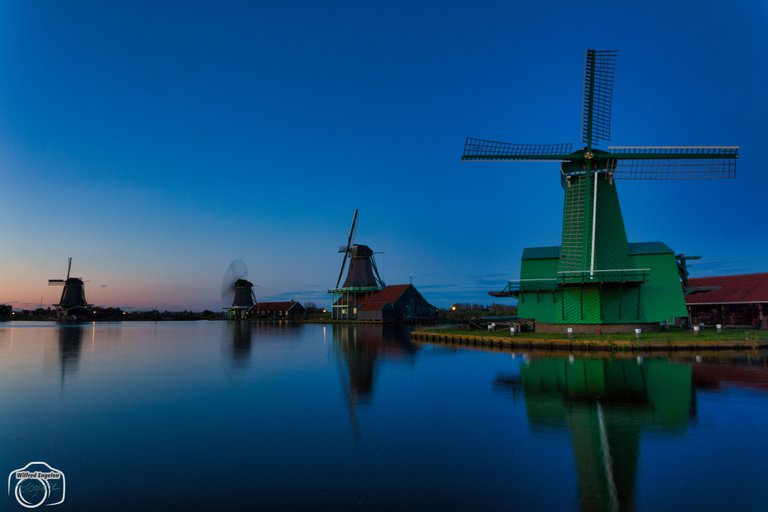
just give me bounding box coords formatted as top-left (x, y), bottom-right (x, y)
top-left (329, 209), bottom-right (385, 320)
top-left (221, 260), bottom-right (256, 320)
top-left (463, 49), bottom-right (738, 329)
top-left (48, 258), bottom-right (92, 322)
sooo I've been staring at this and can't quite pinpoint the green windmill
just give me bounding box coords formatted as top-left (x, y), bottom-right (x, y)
top-left (463, 49), bottom-right (738, 331)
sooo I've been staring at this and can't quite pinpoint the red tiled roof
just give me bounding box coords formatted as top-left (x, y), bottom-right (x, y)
top-left (356, 284), bottom-right (412, 311)
top-left (254, 301), bottom-right (300, 312)
top-left (686, 273), bottom-right (768, 304)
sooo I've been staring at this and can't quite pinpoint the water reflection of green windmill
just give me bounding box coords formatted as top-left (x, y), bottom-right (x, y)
top-left (497, 358), bottom-right (693, 512)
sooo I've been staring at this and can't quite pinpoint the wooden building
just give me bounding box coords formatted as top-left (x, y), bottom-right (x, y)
top-left (340, 284), bottom-right (437, 322)
top-left (685, 273), bottom-right (768, 328)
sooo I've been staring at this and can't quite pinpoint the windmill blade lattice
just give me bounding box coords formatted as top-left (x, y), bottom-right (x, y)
top-left (581, 49), bottom-right (617, 146)
top-left (336, 209), bottom-right (359, 289)
top-left (462, 138), bottom-right (573, 161)
top-left (370, 253), bottom-right (385, 289)
top-left (609, 146), bottom-right (738, 180)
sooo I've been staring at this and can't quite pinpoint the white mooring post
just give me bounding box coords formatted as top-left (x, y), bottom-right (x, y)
top-left (693, 325), bottom-right (701, 335)
top-left (716, 323), bottom-right (722, 333)
top-left (510, 326), bottom-right (516, 336)
top-left (634, 328), bottom-right (642, 339)
top-left (567, 327), bottom-right (574, 339)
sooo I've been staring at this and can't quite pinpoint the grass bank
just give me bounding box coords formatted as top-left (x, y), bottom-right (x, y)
top-left (417, 326), bottom-right (767, 342)
top-left (411, 326), bottom-right (768, 351)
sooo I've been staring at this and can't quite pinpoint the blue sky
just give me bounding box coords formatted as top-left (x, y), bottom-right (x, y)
top-left (1, 0), bottom-right (766, 310)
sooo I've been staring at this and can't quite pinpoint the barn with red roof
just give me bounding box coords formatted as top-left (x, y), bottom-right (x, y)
top-left (685, 273), bottom-right (768, 328)
top-left (335, 284), bottom-right (437, 322)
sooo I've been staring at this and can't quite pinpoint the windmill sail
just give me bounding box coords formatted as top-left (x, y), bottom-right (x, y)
top-left (463, 138), bottom-right (573, 161)
top-left (609, 146), bottom-right (738, 180)
top-left (581, 49), bottom-right (617, 147)
top-left (336, 209), bottom-right (359, 289)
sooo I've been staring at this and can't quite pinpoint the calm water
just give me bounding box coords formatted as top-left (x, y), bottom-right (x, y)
top-left (1, 321), bottom-right (768, 511)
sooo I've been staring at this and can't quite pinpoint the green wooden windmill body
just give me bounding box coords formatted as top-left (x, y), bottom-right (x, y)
top-left (464, 50), bottom-right (737, 328)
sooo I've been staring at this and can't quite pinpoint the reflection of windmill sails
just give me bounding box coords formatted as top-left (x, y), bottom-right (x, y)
top-left (497, 358), bottom-right (693, 512)
top-left (225, 321), bottom-right (252, 367)
top-left (221, 260), bottom-right (256, 320)
top-left (332, 324), bottom-right (417, 439)
top-left (464, 49), bottom-right (738, 326)
top-left (334, 325), bottom-right (379, 399)
top-left (48, 257), bottom-right (92, 322)
top-left (57, 325), bottom-right (84, 389)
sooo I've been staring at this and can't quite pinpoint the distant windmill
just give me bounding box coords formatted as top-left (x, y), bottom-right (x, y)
top-left (463, 49), bottom-right (738, 329)
top-left (48, 257), bottom-right (92, 322)
top-left (329, 209), bottom-right (385, 320)
top-left (221, 260), bottom-right (256, 320)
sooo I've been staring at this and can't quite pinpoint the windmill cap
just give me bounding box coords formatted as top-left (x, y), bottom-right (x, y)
top-left (350, 244), bottom-right (374, 257)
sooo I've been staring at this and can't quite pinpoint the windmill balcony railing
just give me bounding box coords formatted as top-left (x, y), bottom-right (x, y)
top-left (557, 268), bottom-right (649, 285)
top-left (503, 278), bottom-right (559, 294)
top-left (502, 268), bottom-right (649, 295)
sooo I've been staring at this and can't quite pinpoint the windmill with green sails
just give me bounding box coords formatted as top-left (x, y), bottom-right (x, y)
top-left (463, 50), bottom-right (738, 330)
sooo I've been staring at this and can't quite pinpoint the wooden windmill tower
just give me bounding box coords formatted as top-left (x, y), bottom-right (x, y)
top-left (48, 257), bottom-right (92, 322)
top-left (463, 49), bottom-right (738, 331)
top-left (329, 209), bottom-right (385, 320)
